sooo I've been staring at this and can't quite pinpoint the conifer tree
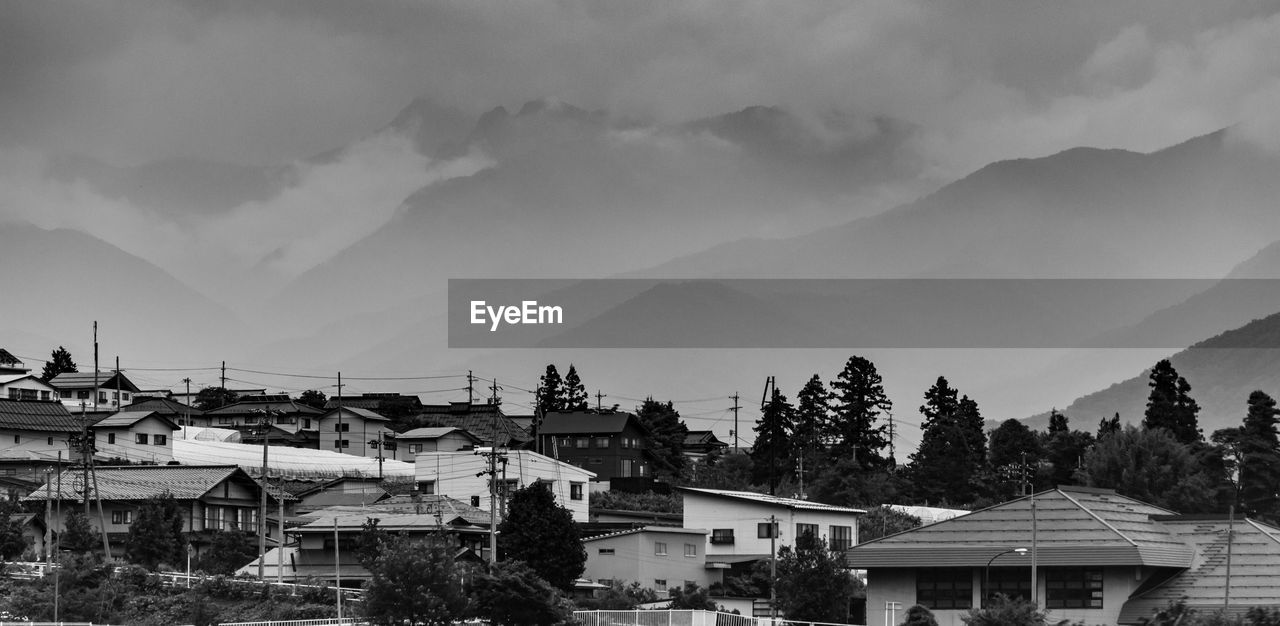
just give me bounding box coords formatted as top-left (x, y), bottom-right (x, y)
top-left (1097, 413), bottom-right (1121, 439)
top-left (1237, 391), bottom-right (1280, 520)
top-left (828, 355), bottom-right (892, 467)
top-left (635, 398), bottom-right (688, 479)
top-left (1048, 408), bottom-right (1068, 435)
top-left (41, 346), bottom-right (78, 382)
top-left (1143, 359), bottom-right (1201, 444)
top-left (751, 390), bottom-right (796, 493)
top-left (537, 365), bottom-right (563, 415)
top-left (793, 375), bottom-right (830, 485)
top-left (909, 377), bottom-right (987, 504)
top-left (562, 364), bottom-right (588, 411)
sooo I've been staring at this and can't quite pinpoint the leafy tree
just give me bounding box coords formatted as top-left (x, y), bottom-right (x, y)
top-left (1077, 424), bottom-right (1222, 513)
top-left (0, 498), bottom-right (28, 560)
top-left (562, 364), bottom-right (588, 411)
top-left (467, 559), bottom-right (574, 626)
top-left (497, 481), bottom-right (585, 592)
top-left (810, 455), bottom-right (902, 507)
top-left (41, 346), bottom-right (78, 382)
top-left (124, 495), bottom-right (186, 570)
top-left (684, 450), bottom-right (755, 491)
top-left (668, 582), bottom-right (717, 610)
top-left (750, 390), bottom-right (796, 493)
top-left (62, 510), bottom-right (99, 554)
top-left (1143, 359), bottom-right (1201, 444)
top-left (828, 355), bottom-right (892, 466)
top-left (194, 530), bottom-right (258, 575)
top-left (902, 604), bottom-right (940, 626)
top-left (591, 490), bottom-right (681, 513)
top-left (1040, 412), bottom-right (1094, 488)
top-left (357, 517), bottom-right (392, 568)
top-left (793, 375), bottom-right (830, 488)
top-left (858, 505), bottom-right (923, 542)
top-left (194, 387), bottom-right (238, 412)
top-left (774, 534), bottom-right (857, 623)
top-left (635, 398), bottom-right (689, 479)
top-left (297, 389), bottom-right (327, 410)
top-left (989, 418), bottom-right (1042, 470)
top-left (1047, 409), bottom-right (1068, 436)
top-left (575, 580), bottom-right (659, 610)
top-left (909, 378), bottom-right (988, 504)
top-left (1097, 413), bottom-right (1121, 439)
top-left (961, 594), bottom-right (1049, 626)
top-left (363, 533), bottom-right (467, 626)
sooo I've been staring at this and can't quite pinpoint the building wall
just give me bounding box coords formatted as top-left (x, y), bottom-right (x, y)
top-left (414, 450), bottom-right (594, 521)
top-left (682, 493), bottom-right (861, 558)
top-left (395, 432), bottom-right (476, 461)
top-left (96, 416), bottom-right (176, 463)
top-left (584, 529), bottom-right (713, 593)
top-left (58, 385), bottom-right (134, 410)
top-left (543, 425), bottom-right (650, 482)
top-left (315, 412), bottom-right (392, 459)
top-left (2, 379), bottom-right (58, 402)
top-left (0, 428), bottom-right (73, 458)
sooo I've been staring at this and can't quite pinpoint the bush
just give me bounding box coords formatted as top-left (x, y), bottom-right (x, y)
top-left (962, 594), bottom-right (1048, 626)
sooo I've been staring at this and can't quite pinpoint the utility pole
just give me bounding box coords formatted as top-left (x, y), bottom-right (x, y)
top-left (533, 385), bottom-right (544, 455)
top-left (220, 361), bottom-right (226, 390)
top-left (467, 370), bottom-right (474, 404)
top-left (182, 378), bottom-right (191, 427)
top-left (730, 393), bottom-right (740, 451)
top-left (489, 378), bottom-right (501, 406)
top-left (769, 514), bottom-right (778, 620)
top-left (115, 356), bottom-right (121, 410)
top-left (887, 411), bottom-right (896, 465)
top-left (595, 390), bottom-right (605, 412)
top-left (335, 372), bottom-right (343, 455)
top-left (93, 322), bottom-right (98, 411)
top-left (256, 408), bottom-right (273, 578)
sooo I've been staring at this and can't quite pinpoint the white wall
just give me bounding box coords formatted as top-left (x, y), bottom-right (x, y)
top-left (414, 450), bottom-right (595, 521)
top-left (96, 416), bottom-right (175, 463)
top-left (583, 528), bottom-right (713, 593)
top-left (682, 492), bottom-right (861, 558)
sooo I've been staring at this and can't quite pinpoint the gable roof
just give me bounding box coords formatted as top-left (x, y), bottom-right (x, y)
top-left (0, 374), bottom-right (54, 388)
top-left (203, 398), bottom-right (323, 416)
top-left (0, 349), bottom-right (22, 367)
top-left (91, 410), bottom-right (180, 430)
top-left (1118, 517), bottom-right (1280, 623)
top-left (48, 371), bottom-right (141, 393)
top-left (0, 399), bottom-right (82, 432)
top-left (324, 393), bottom-right (423, 413)
top-left (539, 412), bottom-right (644, 436)
top-left (679, 487), bottom-right (867, 515)
top-left (397, 427), bottom-right (482, 443)
top-left (319, 407), bottom-right (389, 422)
top-left (420, 404), bottom-right (530, 447)
top-left (683, 430), bottom-right (728, 447)
top-left (847, 486), bottom-right (1193, 569)
top-left (120, 397), bottom-right (205, 416)
top-left (22, 465), bottom-right (265, 502)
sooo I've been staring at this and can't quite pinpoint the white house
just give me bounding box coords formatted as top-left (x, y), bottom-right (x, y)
top-left (0, 398), bottom-right (81, 462)
top-left (414, 449), bottom-right (596, 522)
top-left (394, 426), bottom-right (483, 461)
top-left (678, 488), bottom-right (865, 563)
top-left (583, 526), bottom-right (713, 594)
top-left (0, 374), bottom-right (59, 403)
top-left (91, 410), bottom-right (180, 463)
top-left (49, 371), bottom-right (141, 411)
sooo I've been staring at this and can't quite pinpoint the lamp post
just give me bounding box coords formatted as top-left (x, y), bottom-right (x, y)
top-left (984, 548), bottom-right (1028, 606)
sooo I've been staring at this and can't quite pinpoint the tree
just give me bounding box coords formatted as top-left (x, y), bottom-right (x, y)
top-left (562, 364), bottom-right (588, 411)
top-left (909, 377), bottom-right (988, 505)
top-left (536, 365), bottom-right (563, 417)
top-left (1230, 391), bottom-right (1280, 520)
top-left (194, 387), bottom-right (238, 412)
top-left (961, 594), bottom-right (1049, 626)
top-left (357, 517), bottom-right (393, 568)
top-left (0, 498), bottom-right (29, 559)
top-left (1143, 359), bottom-right (1201, 444)
top-left (61, 510), bottom-right (99, 555)
top-left (1047, 409), bottom-right (1068, 436)
top-left (1077, 425), bottom-right (1222, 513)
top-left (41, 346), bottom-right (78, 383)
top-left (793, 375), bottom-right (830, 488)
top-left (1097, 413), bottom-right (1121, 439)
top-left (575, 580), bottom-right (659, 610)
top-left (467, 560), bottom-right (574, 626)
top-left (124, 495), bottom-right (186, 570)
top-left (1040, 411), bottom-right (1094, 489)
top-left (857, 505), bottom-right (923, 542)
top-left (684, 450), bottom-right (755, 491)
top-left (828, 355), bottom-right (892, 466)
top-left (902, 604), bottom-right (940, 626)
top-left (297, 389), bottom-right (327, 410)
top-left (363, 534), bottom-right (467, 626)
top-left (988, 419), bottom-right (1042, 498)
top-left (497, 481), bottom-right (585, 592)
top-left (635, 398), bottom-right (689, 479)
top-left (668, 582), bottom-right (717, 610)
top-left (774, 535), bottom-right (857, 623)
top-left (750, 390), bottom-right (796, 493)
top-left (194, 531), bottom-right (258, 575)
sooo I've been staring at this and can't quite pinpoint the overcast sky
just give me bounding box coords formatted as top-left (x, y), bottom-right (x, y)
top-left (2, 0), bottom-right (1277, 173)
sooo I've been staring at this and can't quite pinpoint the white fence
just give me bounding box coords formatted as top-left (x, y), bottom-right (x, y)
top-left (219, 619), bottom-right (368, 626)
top-left (573, 611), bottom-right (863, 626)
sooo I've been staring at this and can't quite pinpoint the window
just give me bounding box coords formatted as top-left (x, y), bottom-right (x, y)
top-left (98, 391), bottom-right (107, 403)
top-left (7, 389), bottom-right (18, 400)
top-left (757, 522), bottom-right (779, 538)
top-left (654, 579), bottom-right (668, 592)
top-left (78, 390), bottom-right (90, 399)
top-left (205, 506), bottom-right (224, 530)
top-left (593, 436), bottom-right (610, 448)
top-left (1045, 567), bottom-right (1103, 609)
top-left (418, 480), bottom-right (436, 495)
top-left (684, 543), bottom-right (697, 557)
top-left (570, 483), bottom-right (584, 501)
top-left (654, 542), bottom-right (668, 556)
top-left (471, 496), bottom-right (481, 507)
top-left (916, 568), bottom-right (973, 610)
top-left (575, 437), bottom-right (589, 448)
top-left (112, 392), bottom-right (119, 400)
top-left (984, 568), bottom-right (1032, 606)
top-left (409, 444), bottom-right (423, 454)
top-left (41, 391), bottom-right (50, 401)
top-left (796, 523), bottom-right (818, 542)
top-left (589, 457), bottom-right (603, 465)
top-left (12, 435), bottom-right (18, 444)
top-left (598, 548), bottom-right (615, 555)
top-left (135, 433), bottom-right (149, 444)
top-left (711, 529), bottom-right (735, 544)
top-left (334, 439), bottom-right (349, 449)
top-left (303, 419), bottom-right (312, 429)
top-left (218, 417), bottom-right (230, 425)
top-left (558, 437), bottom-right (572, 448)
top-left (830, 525), bottom-right (853, 552)
top-left (112, 510), bottom-right (133, 524)
top-left (47, 436), bottom-right (54, 446)
top-left (107, 433), bottom-right (116, 444)
top-left (154, 434), bottom-right (167, 445)
top-left (122, 392), bottom-right (130, 401)
top-left (334, 422), bottom-right (350, 432)
top-left (620, 458), bottom-right (635, 477)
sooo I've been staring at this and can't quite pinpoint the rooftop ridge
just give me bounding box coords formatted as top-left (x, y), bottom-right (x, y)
top-left (1057, 488), bottom-right (1139, 547)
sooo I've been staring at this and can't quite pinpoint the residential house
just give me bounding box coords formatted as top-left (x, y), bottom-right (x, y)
top-left (679, 487), bottom-right (864, 587)
top-left (90, 410), bottom-right (180, 464)
top-left (0, 349), bottom-right (28, 375)
top-left (313, 407), bottom-right (393, 458)
top-left (22, 464), bottom-right (285, 562)
top-left (414, 449), bottom-right (595, 522)
top-left (291, 476), bottom-right (389, 512)
top-left (583, 526), bottom-right (713, 594)
top-left (202, 394), bottom-right (322, 444)
top-left (681, 430), bottom-right (729, 460)
top-left (0, 374), bottom-right (59, 403)
top-left (538, 411), bottom-right (652, 486)
top-left (170, 387), bottom-right (266, 407)
top-left (120, 396), bottom-right (205, 427)
top-left (323, 393), bottom-right (422, 415)
top-left (845, 486), bottom-right (1280, 626)
top-left (393, 426), bottom-right (483, 461)
top-left (0, 398), bottom-right (81, 476)
top-left (417, 401), bottom-right (531, 448)
top-left (49, 370), bottom-right (141, 410)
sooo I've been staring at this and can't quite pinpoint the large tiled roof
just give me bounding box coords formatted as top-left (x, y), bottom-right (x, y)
top-left (848, 486), bottom-right (1194, 569)
top-left (22, 465), bottom-right (253, 502)
top-left (91, 410), bottom-right (179, 430)
top-left (398, 427), bottom-right (480, 442)
top-left (48, 371), bottom-right (140, 393)
top-left (680, 487), bottom-right (867, 514)
top-left (203, 398), bottom-right (323, 416)
top-left (0, 399), bottom-right (82, 432)
top-left (539, 412), bottom-right (643, 436)
top-left (121, 397), bottom-right (205, 416)
top-left (422, 407), bottom-right (530, 447)
top-left (324, 394), bottom-right (422, 412)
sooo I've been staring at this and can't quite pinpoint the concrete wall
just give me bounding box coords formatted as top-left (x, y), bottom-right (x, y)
top-left (682, 492), bottom-right (861, 558)
top-left (316, 412), bottom-right (393, 459)
top-left (414, 450), bottom-right (594, 521)
top-left (583, 528), bottom-right (713, 593)
top-left (96, 416), bottom-right (176, 463)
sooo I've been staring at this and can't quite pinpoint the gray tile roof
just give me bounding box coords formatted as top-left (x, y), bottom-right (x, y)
top-left (538, 411), bottom-right (642, 435)
top-left (48, 371), bottom-right (140, 393)
top-left (22, 464), bottom-right (258, 502)
top-left (119, 397), bottom-right (205, 416)
top-left (0, 399), bottom-right (82, 432)
top-left (91, 410), bottom-right (179, 430)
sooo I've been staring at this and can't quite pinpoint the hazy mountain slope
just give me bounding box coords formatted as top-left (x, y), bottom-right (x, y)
top-left (0, 221), bottom-right (252, 365)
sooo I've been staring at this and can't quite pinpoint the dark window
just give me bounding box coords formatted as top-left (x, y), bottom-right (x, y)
top-left (303, 419), bottom-right (312, 429)
top-left (575, 437), bottom-right (589, 448)
top-left (112, 510), bottom-right (133, 524)
top-left (108, 433), bottom-right (116, 444)
top-left (796, 523), bottom-right (818, 542)
top-left (154, 434), bottom-right (167, 445)
top-left (471, 496), bottom-right (481, 507)
top-left (655, 579), bottom-right (668, 591)
top-left (916, 568), bottom-right (973, 610)
top-left (757, 522), bottom-right (779, 538)
top-left (418, 480), bottom-right (435, 495)
top-left (654, 542), bottom-right (667, 556)
top-left (47, 436), bottom-right (54, 446)
top-left (409, 443), bottom-right (423, 454)
top-left (830, 525), bottom-right (853, 551)
top-left (334, 439), bottom-right (349, 449)
top-left (1045, 567), bottom-right (1103, 609)
top-left (570, 483), bottom-right (584, 500)
top-left (135, 433), bottom-right (148, 444)
top-left (594, 436), bottom-right (610, 448)
top-left (711, 529), bottom-right (735, 544)
top-left (984, 568), bottom-right (1032, 606)
top-left (334, 423), bottom-right (350, 432)
top-left (598, 548), bottom-right (615, 555)
top-left (11, 435), bottom-right (17, 444)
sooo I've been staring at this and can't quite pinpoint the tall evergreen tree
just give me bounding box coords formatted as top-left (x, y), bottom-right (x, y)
top-left (635, 398), bottom-right (689, 479)
top-left (909, 377), bottom-right (987, 504)
top-left (1236, 391), bottom-right (1280, 520)
top-left (536, 365), bottom-right (563, 416)
top-left (1078, 424), bottom-right (1221, 513)
top-left (751, 390), bottom-right (796, 494)
top-left (1041, 411), bottom-right (1094, 488)
top-left (1047, 408), bottom-right (1068, 435)
top-left (828, 355), bottom-right (892, 466)
top-left (1143, 359), bottom-right (1201, 444)
top-left (1097, 413), bottom-right (1121, 439)
top-left (562, 364), bottom-right (588, 411)
top-left (793, 375), bottom-right (830, 486)
top-left (41, 345), bottom-right (78, 382)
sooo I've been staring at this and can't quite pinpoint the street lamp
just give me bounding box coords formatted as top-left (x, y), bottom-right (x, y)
top-left (984, 548), bottom-right (1028, 606)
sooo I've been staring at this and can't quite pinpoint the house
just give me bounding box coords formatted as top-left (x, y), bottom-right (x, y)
top-left (323, 393), bottom-right (422, 415)
top-left (679, 487), bottom-right (864, 587)
top-left (682, 430), bottom-right (729, 459)
top-left (0, 374), bottom-right (60, 403)
top-left (170, 387), bottom-right (266, 407)
top-left (0, 398), bottom-right (82, 465)
top-left (90, 410), bottom-right (180, 464)
top-left (291, 476), bottom-right (390, 512)
top-left (120, 396), bottom-right (205, 426)
top-left (417, 401), bottom-right (531, 448)
top-left (393, 426), bottom-right (483, 461)
top-left (846, 486), bottom-right (1280, 626)
top-left (583, 526), bottom-right (713, 594)
top-left (22, 464), bottom-right (285, 562)
top-left (49, 370), bottom-right (141, 410)
top-left (538, 411), bottom-right (652, 485)
top-left (202, 395), bottom-right (322, 442)
top-left (414, 449), bottom-right (596, 522)
top-left (0, 349), bottom-right (29, 375)
top-left (312, 407), bottom-right (393, 458)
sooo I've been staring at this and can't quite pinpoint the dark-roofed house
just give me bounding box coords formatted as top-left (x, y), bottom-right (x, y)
top-left (323, 393), bottom-right (423, 415)
top-left (418, 401), bottom-right (530, 448)
top-left (313, 407), bottom-right (393, 458)
top-left (120, 396), bottom-right (205, 426)
top-left (91, 410), bottom-right (180, 463)
top-left (682, 430), bottom-right (729, 459)
top-left (846, 486), bottom-right (1280, 626)
top-left (538, 411), bottom-right (651, 484)
top-left (203, 395), bottom-right (323, 443)
top-left (393, 426), bottom-right (483, 461)
top-left (23, 464), bottom-right (284, 562)
top-left (0, 398), bottom-right (81, 467)
top-left (1, 374), bottom-right (59, 403)
top-left (50, 370), bottom-right (142, 411)
top-left (0, 349), bottom-right (28, 375)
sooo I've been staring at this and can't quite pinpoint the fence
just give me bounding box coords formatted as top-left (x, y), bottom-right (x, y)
top-left (573, 610), bottom-right (864, 626)
top-left (218, 619), bottom-right (368, 626)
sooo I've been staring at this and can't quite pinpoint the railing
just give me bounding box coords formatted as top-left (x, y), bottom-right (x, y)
top-left (573, 610), bottom-right (863, 626)
top-left (218, 619), bottom-right (367, 626)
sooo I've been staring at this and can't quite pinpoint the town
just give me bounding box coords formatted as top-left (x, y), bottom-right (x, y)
top-left (1, 344), bottom-right (1278, 626)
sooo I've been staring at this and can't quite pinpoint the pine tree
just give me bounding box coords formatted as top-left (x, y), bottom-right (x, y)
top-left (1041, 412), bottom-right (1094, 488)
top-left (793, 375), bottom-right (830, 486)
top-left (1143, 360), bottom-right (1201, 444)
top-left (635, 398), bottom-right (689, 479)
top-left (751, 390), bottom-right (796, 493)
top-left (909, 377), bottom-right (987, 504)
top-left (1237, 391), bottom-right (1280, 520)
top-left (828, 355), bottom-right (892, 467)
top-left (562, 364), bottom-right (588, 411)
top-left (41, 346), bottom-right (78, 383)
top-left (1097, 413), bottom-right (1121, 439)
top-left (1048, 408), bottom-right (1068, 435)
top-left (536, 365), bottom-right (563, 416)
